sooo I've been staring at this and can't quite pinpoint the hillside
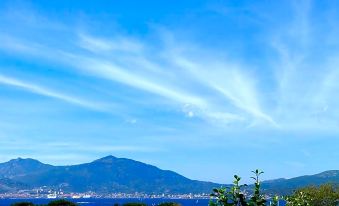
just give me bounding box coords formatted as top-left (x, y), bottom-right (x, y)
top-left (261, 170), bottom-right (339, 195)
top-left (0, 156), bottom-right (222, 194)
top-left (0, 156), bottom-right (337, 195)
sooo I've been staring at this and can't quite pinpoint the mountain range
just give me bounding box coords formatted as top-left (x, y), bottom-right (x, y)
top-left (0, 156), bottom-right (221, 194)
top-left (0, 156), bottom-right (337, 195)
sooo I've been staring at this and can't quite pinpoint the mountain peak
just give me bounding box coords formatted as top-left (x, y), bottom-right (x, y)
top-left (93, 155), bottom-right (118, 163)
top-left (315, 170), bottom-right (339, 178)
top-left (0, 157), bottom-right (52, 179)
top-left (9, 157), bottom-right (40, 163)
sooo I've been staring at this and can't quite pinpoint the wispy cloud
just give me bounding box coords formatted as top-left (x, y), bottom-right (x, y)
top-left (1, 0), bottom-right (339, 182)
top-left (0, 34), bottom-right (245, 125)
top-left (79, 34), bottom-right (144, 53)
top-left (1, 0), bottom-right (339, 132)
top-left (168, 53), bottom-right (277, 126)
top-left (0, 74), bottom-right (105, 111)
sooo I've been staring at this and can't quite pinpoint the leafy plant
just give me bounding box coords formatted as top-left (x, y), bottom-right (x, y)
top-left (157, 202), bottom-right (181, 206)
top-left (285, 183), bottom-right (339, 206)
top-left (209, 187), bottom-right (231, 206)
top-left (248, 169), bottom-right (266, 206)
top-left (269, 195), bottom-right (279, 206)
top-left (10, 202), bottom-right (35, 206)
top-left (209, 174), bottom-right (248, 206)
top-left (47, 199), bottom-right (77, 206)
top-left (210, 169), bottom-right (272, 206)
top-left (122, 203), bottom-right (147, 206)
top-left (285, 191), bottom-right (312, 206)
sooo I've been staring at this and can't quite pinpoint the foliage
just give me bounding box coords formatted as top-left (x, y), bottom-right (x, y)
top-left (285, 183), bottom-right (339, 206)
top-left (269, 195), bottom-right (279, 206)
top-left (10, 202), bottom-right (35, 206)
top-left (209, 175), bottom-right (245, 205)
top-left (47, 199), bottom-right (77, 206)
top-left (122, 203), bottom-right (147, 206)
top-left (157, 202), bottom-right (181, 206)
top-left (210, 169), bottom-right (270, 206)
top-left (285, 191), bottom-right (312, 206)
top-left (248, 169), bottom-right (266, 206)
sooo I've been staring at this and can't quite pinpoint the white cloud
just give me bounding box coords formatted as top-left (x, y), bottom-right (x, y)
top-left (79, 34), bottom-right (144, 53)
top-left (0, 35), bottom-right (244, 125)
top-left (170, 55), bottom-right (277, 126)
top-left (3, 3), bottom-right (339, 132)
top-left (0, 74), bottom-right (105, 111)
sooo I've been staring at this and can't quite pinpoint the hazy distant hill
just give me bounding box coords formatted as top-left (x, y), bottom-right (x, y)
top-left (261, 170), bottom-right (339, 195)
top-left (0, 158), bottom-right (53, 179)
top-left (0, 178), bottom-right (29, 193)
top-left (0, 156), bottom-right (337, 195)
top-left (0, 156), bottom-right (222, 194)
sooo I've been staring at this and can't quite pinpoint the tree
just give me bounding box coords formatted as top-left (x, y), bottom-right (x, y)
top-left (209, 174), bottom-right (249, 206)
top-left (210, 169), bottom-right (269, 206)
top-left (122, 203), bottom-right (147, 206)
top-left (286, 183), bottom-right (339, 206)
top-left (248, 169), bottom-right (266, 206)
top-left (10, 202), bottom-right (35, 206)
top-left (157, 203), bottom-right (181, 206)
top-left (47, 199), bottom-right (77, 206)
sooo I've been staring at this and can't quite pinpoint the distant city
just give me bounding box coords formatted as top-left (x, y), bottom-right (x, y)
top-left (0, 186), bottom-right (211, 199)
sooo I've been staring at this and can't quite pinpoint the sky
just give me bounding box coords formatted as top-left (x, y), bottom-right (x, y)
top-left (0, 0), bottom-right (338, 183)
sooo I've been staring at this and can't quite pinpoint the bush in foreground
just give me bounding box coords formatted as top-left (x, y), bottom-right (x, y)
top-left (47, 199), bottom-right (77, 206)
top-left (209, 169), bottom-right (267, 206)
top-left (286, 183), bottom-right (339, 206)
top-left (210, 169), bottom-right (339, 206)
top-left (122, 203), bottom-right (147, 206)
top-left (157, 202), bottom-right (181, 206)
top-left (10, 202), bottom-right (35, 206)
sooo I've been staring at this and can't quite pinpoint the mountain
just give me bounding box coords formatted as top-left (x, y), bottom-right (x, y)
top-left (0, 158), bottom-right (53, 179)
top-left (0, 178), bottom-right (29, 193)
top-left (0, 156), bottom-right (337, 195)
top-left (0, 156), bottom-right (222, 194)
top-left (261, 170), bottom-right (339, 195)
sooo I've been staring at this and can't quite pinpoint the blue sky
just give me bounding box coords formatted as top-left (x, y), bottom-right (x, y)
top-left (0, 0), bottom-right (338, 183)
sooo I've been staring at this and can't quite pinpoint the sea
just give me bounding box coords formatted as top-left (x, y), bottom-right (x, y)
top-left (0, 198), bottom-right (287, 206)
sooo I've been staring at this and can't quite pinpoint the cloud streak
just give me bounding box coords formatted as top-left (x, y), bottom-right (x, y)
top-left (1, 0), bottom-right (339, 131)
top-left (0, 74), bottom-right (105, 111)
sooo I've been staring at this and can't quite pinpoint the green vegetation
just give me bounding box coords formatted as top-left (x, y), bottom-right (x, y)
top-left (11, 200), bottom-right (77, 206)
top-left (47, 199), bottom-right (77, 206)
top-left (249, 170), bottom-right (266, 206)
top-left (157, 202), bottom-right (181, 206)
top-left (210, 170), bottom-right (339, 206)
top-left (209, 169), bottom-right (266, 206)
top-left (285, 183), bottom-right (339, 206)
top-left (270, 195), bottom-right (279, 206)
top-left (122, 203), bottom-right (147, 206)
top-left (10, 202), bottom-right (35, 206)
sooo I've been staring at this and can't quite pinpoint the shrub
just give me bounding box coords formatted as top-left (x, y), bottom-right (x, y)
top-left (10, 202), bottom-right (35, 206)
top-left (158, 202), bottom-right (181, 206)
top-left (209, 169), bottom-right (266, 206)
top-left (285, 191), bottom-right (312, 206)
top-left (47, 199), bottom-right (77, 206)
top-left (122, 203), bottom-right (147, 206)
top-left (248, 169), bottom-right (266, 206)
top-left (285, 183), bottom-right (339, 206)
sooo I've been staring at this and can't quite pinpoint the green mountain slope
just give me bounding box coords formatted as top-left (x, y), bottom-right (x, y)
top-left (0, 156), bottom-right (222, 194)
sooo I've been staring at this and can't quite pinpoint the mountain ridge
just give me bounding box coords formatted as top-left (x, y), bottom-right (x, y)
top-left (0, 156), bottom-right (337, 195)
top-left (0, 156), bottom-right (223, 194)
